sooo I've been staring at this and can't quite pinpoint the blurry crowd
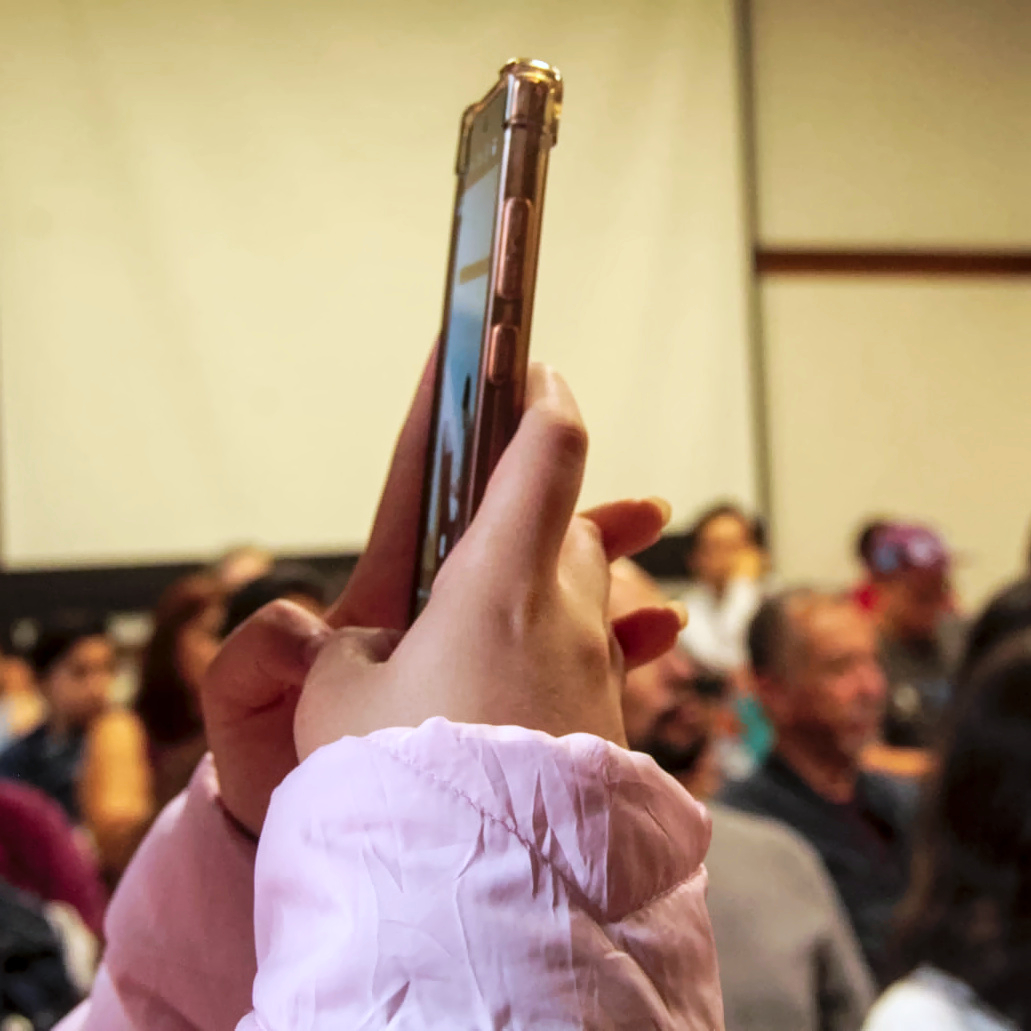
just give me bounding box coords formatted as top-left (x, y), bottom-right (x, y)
top-left (626, 504), bottom-right (1031, 1030)
top-left (2, 509), bottom-right (1031, 1030)
top-left (0, 547), bottom-right (331, 1029)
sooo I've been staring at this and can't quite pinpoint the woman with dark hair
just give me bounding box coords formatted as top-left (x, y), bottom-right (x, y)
top-left (863, 634), bottom-right (1031, 1030)
top-left (135, 575), bottom-right (225, 809)
top-left (956, 577), bottom-right (1031, 685)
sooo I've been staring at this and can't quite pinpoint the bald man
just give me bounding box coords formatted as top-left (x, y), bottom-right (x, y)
top-left (610, 561), bottom-right (874, 1031)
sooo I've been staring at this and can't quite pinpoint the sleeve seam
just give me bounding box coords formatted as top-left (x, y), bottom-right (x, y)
top-left (365, 734), bottom-right (695, 923)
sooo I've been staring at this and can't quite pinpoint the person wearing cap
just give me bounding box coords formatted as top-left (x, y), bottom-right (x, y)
top-left (870, 523), bottom-right (966, 752)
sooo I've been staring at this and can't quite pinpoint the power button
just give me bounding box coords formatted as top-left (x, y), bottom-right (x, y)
top-left (487, 324), bottom-right (517, 384)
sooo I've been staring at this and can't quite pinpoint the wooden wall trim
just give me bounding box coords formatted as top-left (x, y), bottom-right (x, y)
top-left (757, 248), bottom-right (1031, 276)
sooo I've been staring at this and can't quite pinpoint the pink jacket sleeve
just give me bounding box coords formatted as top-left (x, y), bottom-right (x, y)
top-left (239, 718), bottom-right (723, 1029)
top-left (59, 755), bottom-right (259, 1031)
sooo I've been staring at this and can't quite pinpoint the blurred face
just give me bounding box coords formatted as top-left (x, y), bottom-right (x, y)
top-left (623, 644), bottom-right (703, 751)
top-left (176, 602), bottom-right (226, 694)
top-left (879, 567), bottom-right (950, 639)
top-left (766, 602), bottom-right (886, 767)
top-left (44, 635), bottom-right (115, 731)
top-left (611, 561), bottom-right (716, 787)
top-left (692, 514), bottom-right (751, 591)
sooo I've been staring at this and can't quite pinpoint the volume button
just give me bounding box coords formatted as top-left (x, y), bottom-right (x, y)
top-left (496, 198), bottom-right (532, 300)
top-left (487, 324), bottom-right (518, 384)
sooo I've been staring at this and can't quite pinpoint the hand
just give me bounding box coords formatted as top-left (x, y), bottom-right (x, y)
top-left (201, 347), bottom-right (439, 836)
top-left (295, 365), bottom-right (685, 760)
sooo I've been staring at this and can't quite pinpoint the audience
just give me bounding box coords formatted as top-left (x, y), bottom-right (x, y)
top-left (0, 780), bottom-right (105, 938)
top-left (613, 561), bottom-right (875, 1031)
top-left (211, 545), bottom-right (275, 593)
top-left (220, 563), bottom-right (327, 638)
top-left (865, 633), bottom-right (1031, 1029)
top-left (722, 589), bottom-right (911, 983)
top-left (678, 502), bottom-right (763, 674)
top-left (870, 522), bottom-right (966, 750)
top-left (0, 648), bottom-right (46, 747)
top-left (0, 879), bottom-right (84, 1029)
top-left (955, 575), bottom-right (1031, 684)
top-left (0, 616), bottom-right (116, 822)
top-left (135, 575), bottom-right (226, 810)
top-left (0, 615), bottom-right (152, 884)
top-left (851, 518), bottom-right (890, 613)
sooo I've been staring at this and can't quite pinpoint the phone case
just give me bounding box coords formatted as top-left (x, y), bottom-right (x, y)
top-left (449, 58), bottom-right (562, 516)
top-left (412, 59), bottom-right (562, 621)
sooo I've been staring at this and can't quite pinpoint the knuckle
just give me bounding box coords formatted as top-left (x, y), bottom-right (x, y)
top-left (540, 410), bottom-right (588, 466)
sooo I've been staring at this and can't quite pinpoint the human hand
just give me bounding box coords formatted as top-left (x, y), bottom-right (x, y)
top-left (295, 365), bottom-right (685, 760)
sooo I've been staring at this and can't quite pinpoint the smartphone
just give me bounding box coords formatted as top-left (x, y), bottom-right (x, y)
top-left (411, 59), bottom-right (562, 619)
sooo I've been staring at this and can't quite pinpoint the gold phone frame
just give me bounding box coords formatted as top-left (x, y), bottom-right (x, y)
top-left (412, 59), bottom-right (562, 619)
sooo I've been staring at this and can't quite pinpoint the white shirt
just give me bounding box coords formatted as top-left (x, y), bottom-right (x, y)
top-left (864, 967), bottom-right (1016, 1031)
top-left (678, 577), bottom-right (761, 672)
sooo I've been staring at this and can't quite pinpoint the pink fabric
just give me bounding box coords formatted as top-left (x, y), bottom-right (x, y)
top-left (63, 720), bottom-right (723, 1030)
top-left (61, 755), bottom-right (258, 1031)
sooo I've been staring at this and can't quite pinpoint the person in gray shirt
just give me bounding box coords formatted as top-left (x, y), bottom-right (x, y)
top-left (611, 560), bottom-right (875, 1031)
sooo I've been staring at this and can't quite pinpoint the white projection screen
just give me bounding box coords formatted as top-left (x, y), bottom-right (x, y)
top-left (0, 0), bottom-right (755, 567)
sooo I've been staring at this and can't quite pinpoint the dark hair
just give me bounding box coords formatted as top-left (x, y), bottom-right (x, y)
top-left (30, 614), bottom-right (109, 679)
top-left (855, 518), bottom-right (889, 568)
top-left (891, 633), bottom-right (1031, 1025)
top-left (221, 563), bottom-right (327, 639)
top-left (957, 578), bottom-right (1031, 685)
top-left (751, 515), bottom-right (769, 554)
top-left (135, 575), bottom-right (223, 747)
top-left (683, 502), bottom-right (751, 573)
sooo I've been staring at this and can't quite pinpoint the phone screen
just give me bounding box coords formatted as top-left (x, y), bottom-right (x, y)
top-left (414, 92), bottom-right (506, 615)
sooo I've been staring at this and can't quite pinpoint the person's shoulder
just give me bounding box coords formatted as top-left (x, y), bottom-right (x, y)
top-left (0, 723), bottom-right (47, 771)
top-left (718, 763), bottom-right (783, 815)
top-left (864, 971), bottom-right (990, 1031)
top-left (860, 770), bottom-right (918, 828)
top-left (707, 802), bottom-right (836, 894)
top-left (709, 802), bottom-right (817, 861)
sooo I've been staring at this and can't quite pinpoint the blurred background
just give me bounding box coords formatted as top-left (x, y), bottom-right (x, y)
top-left (0, 0), bottom-right (1028, 623)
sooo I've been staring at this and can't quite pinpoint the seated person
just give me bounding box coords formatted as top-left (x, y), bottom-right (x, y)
top-left (722, 589), bottom-right (912, 984)
top-left (678, 503), bottom-right (762, 674)
top-left (220, 563), bottom-right (327, 638)
top-left (613, 561), bottom-right (874, 1031)
top-left (850, 518), bottom-right (889, 613)
top-left (0, 779), bottom-right (106, 938)
top-left (0, 617), bottom-right (115, 822)
top-left (135, 575), bottom-right (226, 811)
top-left (0, 646), bottom-right (46, 747)
top-left (871, 523), bottom-right (965, 750)
top-left (0, 616), bottom-right (152, 882)
top-left (865, 634), bottom-right (1031, 1030)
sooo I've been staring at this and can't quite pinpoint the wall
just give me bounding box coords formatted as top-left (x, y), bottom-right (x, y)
top-left (751, 0), bottom-right (1031, 605)
top-left (0, 0), bottom-right (755, 567)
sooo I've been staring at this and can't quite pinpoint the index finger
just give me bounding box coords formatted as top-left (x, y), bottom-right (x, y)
top-left (325, 344), bottom-right (437, 630)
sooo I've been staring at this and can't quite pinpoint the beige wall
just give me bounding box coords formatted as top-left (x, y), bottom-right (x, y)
top-left (752, 0), bottom-right (1031, 607)
top-left (0, 0), bottom-right (754, 566)
top-left (752, 0), bottom-right (1031, 247)
top-left (762, 279), bottom-right (1031, 604)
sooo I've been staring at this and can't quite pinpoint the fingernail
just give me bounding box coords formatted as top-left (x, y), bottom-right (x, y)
top-left (666, 600), bottom-right (689, 630)
top-left (646, 496), bottom-right (673, 527)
